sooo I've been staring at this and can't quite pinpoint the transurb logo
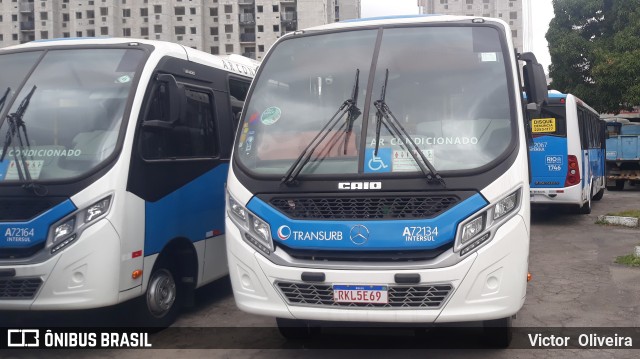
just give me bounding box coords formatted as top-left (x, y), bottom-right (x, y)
top-left (277, 225), bottom-right (291, 240)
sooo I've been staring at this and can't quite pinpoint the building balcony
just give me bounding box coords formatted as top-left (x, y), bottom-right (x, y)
top-left (19, 3), bottom-right (34, 12)
top-left (281, 12), bottom-right (297, 22)
top-left (20, 21), bottom-right (35, 31)
top-left (238, 0), bottom-right (255, 5)
top-left (239, 13), bottom-right (255, 24)
top-left (240, 33), bottom-right (256, 42)
top-left (242, 52), bottom-right (256, 59)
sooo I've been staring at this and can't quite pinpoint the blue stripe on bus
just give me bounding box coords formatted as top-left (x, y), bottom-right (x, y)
top-left (246, 193), bottom-right (488, 251)
top-left (0, 200), bottom-right (76, 248)
top-left (144, 165), bottom-right (228, 255)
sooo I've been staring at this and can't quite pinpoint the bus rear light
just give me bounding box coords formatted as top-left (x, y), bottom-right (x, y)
top-left (565, 155), bottom-right (580, 186)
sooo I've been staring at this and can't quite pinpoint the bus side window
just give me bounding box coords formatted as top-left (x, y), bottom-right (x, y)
top-left (141, 81), bottom-right (218, 160)
top-left (228, 78), bottom-right (251, 131)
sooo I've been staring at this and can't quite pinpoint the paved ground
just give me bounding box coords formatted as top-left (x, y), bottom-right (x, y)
top-left (3, 186), bottom-right (640, 358)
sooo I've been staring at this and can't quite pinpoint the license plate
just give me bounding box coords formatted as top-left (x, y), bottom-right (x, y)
top-left (333, 285), bottom-right (388, 304)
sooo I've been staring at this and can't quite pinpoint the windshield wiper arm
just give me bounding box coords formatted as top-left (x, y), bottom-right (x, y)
top-left (343, 69), bottom-right (361, 155)
top-left (373, 70), bottom-right (445, 187)
top-left (0, 87), bottom-right (10, 114)
top-left (282, 69), bottom-right (361, 185)
top-left (0, 86), bottom-right (45, 194)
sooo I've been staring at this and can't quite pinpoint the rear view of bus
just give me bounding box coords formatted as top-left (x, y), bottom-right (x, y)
top-left (226, 15), bottom-right (546, 346)
top-left (529, 91), bottom-right (606, 213)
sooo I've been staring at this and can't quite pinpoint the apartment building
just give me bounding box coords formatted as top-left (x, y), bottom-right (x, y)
top-left (418, 0), bottom-right (531, 54)
top-left (0, 0), bottom-right (360, 60)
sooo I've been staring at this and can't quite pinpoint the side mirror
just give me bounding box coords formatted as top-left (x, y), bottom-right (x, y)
top-left (520, 52), bottom-right (548, 115)
top-left (156, 73), bottom-right (187, 125)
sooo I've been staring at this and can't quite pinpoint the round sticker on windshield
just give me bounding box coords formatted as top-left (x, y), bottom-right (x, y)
top-left (261, 107), bottom-right (281, 126)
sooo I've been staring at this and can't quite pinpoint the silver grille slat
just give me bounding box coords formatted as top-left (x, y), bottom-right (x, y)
top-left (276, 281), bottom-right (453, 309)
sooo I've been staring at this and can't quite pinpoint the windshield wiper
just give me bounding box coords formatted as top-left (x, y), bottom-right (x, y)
top-left (0, 87), bottom-right (10, 114)
top-left (281, 69), bottom-right (361, 185)
top-left (0, 85), bottom-right (46, 195)
top-left (373, 70), bottom-right (445, 187)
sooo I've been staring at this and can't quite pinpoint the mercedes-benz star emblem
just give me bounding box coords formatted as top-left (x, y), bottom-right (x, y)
top-left (350, 224), bottom-right (369, 245)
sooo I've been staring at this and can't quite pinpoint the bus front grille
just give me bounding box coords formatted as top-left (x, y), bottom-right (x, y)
top-left (276, 281), bottom-right (452, 309)
top-left (0, 278), bottom-right (43, 299)
top-left (0, 198), bottom-right (66, 222)
top-left (270, 195), bottom-right (459, 220)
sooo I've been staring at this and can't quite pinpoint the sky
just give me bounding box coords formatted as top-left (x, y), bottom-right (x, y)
top-left (360, 0), bottom-right (554, 72)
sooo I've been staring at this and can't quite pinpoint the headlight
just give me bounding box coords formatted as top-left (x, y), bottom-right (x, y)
top-left (455, 188), bottom-right (521, 256)
top-left (47, 195), bottom-right (113, 255)
top-left (227, 192), bottom-right (273, 255)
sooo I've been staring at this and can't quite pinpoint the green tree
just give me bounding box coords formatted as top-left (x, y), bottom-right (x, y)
top-left (547, 0), bottom-right (640, 114)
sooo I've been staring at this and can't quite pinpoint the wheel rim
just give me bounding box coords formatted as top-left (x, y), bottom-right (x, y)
top-left (147, 268), bottom-right (176, 318)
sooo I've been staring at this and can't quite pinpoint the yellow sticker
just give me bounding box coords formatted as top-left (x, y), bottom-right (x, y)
top-left (531, 118), bottom-right (556, 133)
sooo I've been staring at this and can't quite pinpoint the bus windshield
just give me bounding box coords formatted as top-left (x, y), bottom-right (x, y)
top-left (236, 25), bottom-right (514, 177)
top-left (0, 48), bottom-right (145, 183)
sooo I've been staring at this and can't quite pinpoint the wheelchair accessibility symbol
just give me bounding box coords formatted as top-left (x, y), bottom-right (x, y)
top-left (364, 148), bottom-right (392, 173)
top-left (368, 155), bottom-right (388, 171)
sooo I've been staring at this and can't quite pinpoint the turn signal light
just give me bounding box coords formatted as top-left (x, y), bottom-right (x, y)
top-left (527, 272), bottom-right (532, 282)
top-left (132, 270), bottom-right (143, 279)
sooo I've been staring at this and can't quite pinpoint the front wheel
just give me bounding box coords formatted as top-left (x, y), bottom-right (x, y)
top-left (137, 265), bottom-right (181, 328)
top-left (482, 317), bottom-right (512, 348)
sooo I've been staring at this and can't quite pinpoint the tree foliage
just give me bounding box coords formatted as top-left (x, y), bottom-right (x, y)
top-left (547, 0), bottom-right (640, 114)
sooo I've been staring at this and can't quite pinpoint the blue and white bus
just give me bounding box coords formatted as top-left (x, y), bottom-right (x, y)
top-left (225, 15), bottom-right (547, 346)
top-left (529, 91), bottom-right (606, 214)
top-left (0, 38), bottom-right (257, 326)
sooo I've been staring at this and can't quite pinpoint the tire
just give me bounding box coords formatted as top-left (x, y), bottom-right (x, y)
top-left (592, 187), bottom-right (605, 201)
top-left (482, 317), bottom-right (512, 348)
top-left (578, 185), bottom-right (592, 214)
top-left (276, 318), bottom-right (318, 340)
top-left (138, 265), bottom-right (181, 328)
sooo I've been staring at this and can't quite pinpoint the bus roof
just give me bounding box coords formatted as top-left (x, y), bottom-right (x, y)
top-left (298, 14), bottom-right (509, 33)
top-left (0, 37), bottom-right (260, 78)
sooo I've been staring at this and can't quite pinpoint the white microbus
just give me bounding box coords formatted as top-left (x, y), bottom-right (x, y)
top-left (529, 91), bottom-right (607, 213)
top-left (225, 15), bottom-right (547, 346)
top-left (0, 38), bottom-right (257, 326)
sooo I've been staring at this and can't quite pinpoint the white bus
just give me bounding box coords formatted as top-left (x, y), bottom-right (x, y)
top-left (529, 91), bottom-right (606, 213)
top-left (225, 15), bottom-right (547, 346)
top-left (0, 38), bottom-right (257, 326)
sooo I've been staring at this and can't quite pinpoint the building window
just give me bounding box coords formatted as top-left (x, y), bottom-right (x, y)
top-left (510, 11), bottom-right (517, 19)
top-left (77, 31), bottom-right (83, 37)
top-left (141, 27), bottom-right (148, 36)
top-left (62, 13), bottom-right (70, 21)
top-left (62, 33), bottom-right (69, 38)
top-left (512, 30), bottom-right (517, 38)
top-left (123, 9), bottom-right (131, 17)
top-left (190, 27), bottom-right (196, 34)
top-left (210, 7), bottom-right (218, 16)
top-left (40, 31), bottom-right (48, 39)
top-left (100, 27), bottom-right (108, 35)
top-left (224, 5), bottom-right (232, 13)
top-left (210, 27), bottom-right (218, 35)
top-left (258, 45), bottom-right (264, 52)
top-left (140, 8), bottom-right (148, 17)
top-left (40, 12), bottom-right (48, 20)
top-left (154, 5), bottom-right (162, 13)
top-left (211, 46), bottom-right (219, 54)
top-left (257, 5), bottom-right (263, 12)
top-left (175, 7), bottom-right (185, 15)
top-left (154, 24), bottom-right (162, 33)
top-left (87, 29), bottom-right (95, 37)
top-left (440, 0), bottom-right (447, 4)
top-left (100, 7), bottom-right (108, 16)
top-left (257, 25), bottom-right (263, 32)
top-left (225, 44), bottom-right (233, 53)
top-left (509, 2), bottom-right (513, 6)
top-left (273, 5), bottom-right (279, 12)
top-left (273, 25), bottom-right (279, 32)
top-left (175, 26), bottom-right (185, 35)
top-left (466, 0), bottom-right (473, 4)
top-left (225, 24), bottom-right (233, 33)
top-left (190, 8), bottom-right (196, 15)
top-left (87, 10), bottom-right (95, 18)
top-left (484, 0), bottom-right (490, 2)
